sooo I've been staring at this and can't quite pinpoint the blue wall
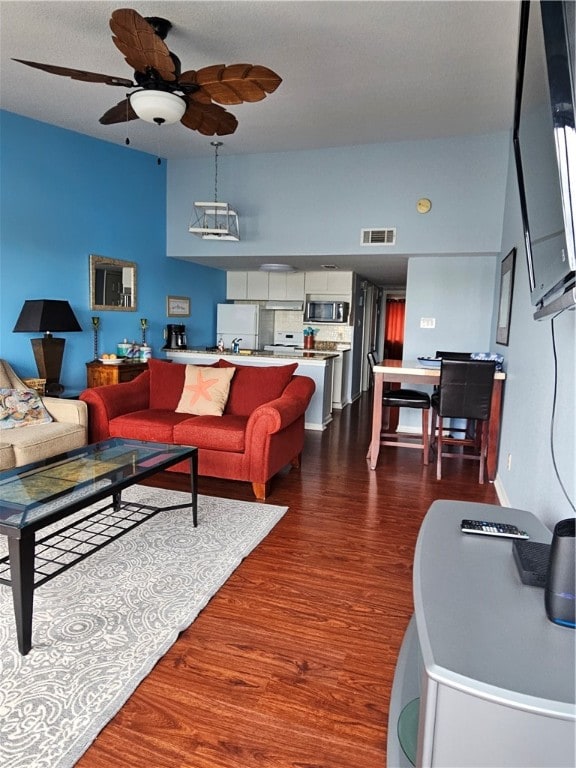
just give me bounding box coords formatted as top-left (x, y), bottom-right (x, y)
top-left (0, 111), bottom-right (226, 393)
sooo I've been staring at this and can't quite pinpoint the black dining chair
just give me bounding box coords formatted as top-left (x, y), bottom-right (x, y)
top-left (430, 359), bottom-right (497, 483)
top-left (435, 350), bottom-right (472, 361)
top-left (367, 352), bottom-right (431, 465)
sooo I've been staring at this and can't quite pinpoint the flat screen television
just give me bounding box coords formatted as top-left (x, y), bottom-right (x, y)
top-left (513, 0), bottom-right (576, 319)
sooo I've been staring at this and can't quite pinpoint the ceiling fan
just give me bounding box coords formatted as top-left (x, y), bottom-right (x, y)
top-left (12, 8), bottom-right (282, 136)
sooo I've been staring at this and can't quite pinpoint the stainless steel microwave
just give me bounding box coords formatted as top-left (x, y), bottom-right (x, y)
top-left (304, 301), bottom-right (349, 323)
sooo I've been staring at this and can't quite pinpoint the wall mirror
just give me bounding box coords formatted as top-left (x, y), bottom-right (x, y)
top-left (90, 254), bottom-right (137, 311)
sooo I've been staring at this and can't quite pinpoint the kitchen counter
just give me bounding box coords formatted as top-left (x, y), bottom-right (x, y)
top-left (170, 348), bottom-right (338, 361)
top-left (165, 349), bottom-right (335, 430)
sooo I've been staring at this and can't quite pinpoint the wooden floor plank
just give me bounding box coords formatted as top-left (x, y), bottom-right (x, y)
top-left (75, 391), bottom-right (499, 767)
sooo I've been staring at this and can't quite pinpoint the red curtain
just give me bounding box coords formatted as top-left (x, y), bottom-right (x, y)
top-left (384, 299), bottom-right (406, 360)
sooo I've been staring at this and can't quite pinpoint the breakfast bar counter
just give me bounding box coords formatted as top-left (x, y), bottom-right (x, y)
top-left (165, 349), bottom-right (336, 430)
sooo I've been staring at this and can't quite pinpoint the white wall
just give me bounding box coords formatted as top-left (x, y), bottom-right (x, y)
top-left (167, 134), bottom-right (509, 261)
top-left (404, 256), bottom-right (497, 359)
top-left (491, 138), bottom-right (575, 527)
top-left (400, 255), bottom-right (497, 431)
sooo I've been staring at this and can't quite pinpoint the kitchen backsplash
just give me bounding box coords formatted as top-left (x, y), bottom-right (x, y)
top-left (232, 301), bottom-right (353, 346)
top-left (274, 309), bottom-right (352, 344)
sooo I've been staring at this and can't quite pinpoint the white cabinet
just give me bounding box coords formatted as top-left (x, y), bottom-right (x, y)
top-left (226, 271), bottom-right (269, 299)
top-left (388, 500), bottom-right (576, 768)
top-left (229, 270), bottom-right (352, 300)
top-left (305, 270), bottom-right (353, 295)
top-left (247, 271), bottom-right (269, 299)
top-left (268, 272), bottom-right (305, 300)
top-left (331, 350), bottom-right (350, 409)
top-left (226, 272), bottom-right (247, 299)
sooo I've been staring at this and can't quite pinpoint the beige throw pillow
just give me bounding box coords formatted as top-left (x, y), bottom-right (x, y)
top-left (176, 365), bottom-right (235, 416)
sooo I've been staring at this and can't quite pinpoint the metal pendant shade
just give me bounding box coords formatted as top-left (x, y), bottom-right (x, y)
top-left (189, 142), bottom-right (239, 241)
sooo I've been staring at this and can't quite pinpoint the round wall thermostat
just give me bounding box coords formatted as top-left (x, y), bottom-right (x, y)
top-left (417, 197), bottom-right (432, 214)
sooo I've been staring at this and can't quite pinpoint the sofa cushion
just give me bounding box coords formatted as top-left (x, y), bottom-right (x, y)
top-left (109, 409), bottom-right (190, 443)
top-left (0, 388), bottom-right (53, 429)
top-left (174, 414), bottom-right (248, 452)
top-left (218, 361), bottom-right (298, 416)
top-left (0, 442), bottom-right (15, 471)
top-left (148, 359), bottom-right (186, 410)
top-left (2, 422), bottom-right (86, 470)
top-left (176, 365), bottom-right (235, 416)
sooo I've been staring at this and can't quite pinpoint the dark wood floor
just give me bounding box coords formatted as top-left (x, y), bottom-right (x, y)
top-left (76, 393), bottom-right (498, 768)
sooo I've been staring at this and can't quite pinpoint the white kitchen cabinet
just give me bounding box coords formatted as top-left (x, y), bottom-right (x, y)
top-left (226, 271), bottom-right (270, 299)
top-left (305, 270), bottom-right (353, 295)
top-left (226, 271), bottom-right (248, 299)
top-left (331, 349), bottom-right (351, 409)
top-left (246, 271), bottom-right (269, 299)
top-left (268, 271), bottom-right (305, 300)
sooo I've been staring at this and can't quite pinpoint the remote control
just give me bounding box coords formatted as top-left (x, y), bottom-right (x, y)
top-left (461, 519), bottom-right (530, 539)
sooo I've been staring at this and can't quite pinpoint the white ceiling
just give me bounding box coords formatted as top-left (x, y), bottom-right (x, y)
top-left (0, 0), bottom-right (520, 285)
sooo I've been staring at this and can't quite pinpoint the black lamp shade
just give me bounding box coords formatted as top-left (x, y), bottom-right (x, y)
top-left (13, 300), bottom-right (81, 395)
top-left (13, 300), bottom-right (82, 333)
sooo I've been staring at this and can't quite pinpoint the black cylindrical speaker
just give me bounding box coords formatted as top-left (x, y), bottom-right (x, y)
top-left (545, 518), bottom-right (575, 628)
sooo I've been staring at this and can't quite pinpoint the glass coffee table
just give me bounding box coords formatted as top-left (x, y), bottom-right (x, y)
top-left (0, 438), bottom-right (198, 655)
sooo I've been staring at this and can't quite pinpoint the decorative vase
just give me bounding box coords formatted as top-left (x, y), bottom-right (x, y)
top-left (304, 335), bottom-right (315, 349)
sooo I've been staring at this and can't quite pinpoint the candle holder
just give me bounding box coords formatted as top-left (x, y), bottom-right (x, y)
top-left (91, 316), bottom-right (100, 360)
top-left (140, 318), bottom-right (148, 346)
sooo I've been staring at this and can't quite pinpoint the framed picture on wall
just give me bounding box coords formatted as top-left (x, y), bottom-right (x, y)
top-left (166, 296), bottom-right (190, 317)
top-left (496, 248), bottom-right (516, 345)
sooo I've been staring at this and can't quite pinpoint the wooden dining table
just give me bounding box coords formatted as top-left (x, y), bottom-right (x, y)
top-left (368, 359), bottom-right (506, 481)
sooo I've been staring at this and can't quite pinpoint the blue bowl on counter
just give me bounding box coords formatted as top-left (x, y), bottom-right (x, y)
top-left (417, 357), bottom-right (441, 369)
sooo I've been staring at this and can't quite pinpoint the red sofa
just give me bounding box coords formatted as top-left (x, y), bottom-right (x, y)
top-left (79, 358), bottom-right (315, 500)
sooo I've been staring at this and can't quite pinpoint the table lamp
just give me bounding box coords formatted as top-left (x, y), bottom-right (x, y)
top-left (13, 299), bottom-right (82, 395)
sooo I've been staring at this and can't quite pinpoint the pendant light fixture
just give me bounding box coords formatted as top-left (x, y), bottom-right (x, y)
top-left (189, 142), bottom-right (240, 241)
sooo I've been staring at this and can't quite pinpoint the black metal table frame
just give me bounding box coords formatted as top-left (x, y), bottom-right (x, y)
top-left (0, 444), bottom-right (198, 655)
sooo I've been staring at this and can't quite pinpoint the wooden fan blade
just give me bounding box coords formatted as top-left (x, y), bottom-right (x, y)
top-left (178, 70), bottom-right (211, 102)
top-left (181, 99), bottom-right (238, 136)
top-left (194, 64), bottom-right (282, 105)
top-left (12, 59), bottom-right (133, 87)
top-left (110, 8), bottom-right (176, 81)
top-left (99, 98), bottom-right (138, 125)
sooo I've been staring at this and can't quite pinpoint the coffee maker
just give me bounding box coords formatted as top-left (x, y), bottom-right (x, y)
top-left (163, 324), bottom-right (187, 350)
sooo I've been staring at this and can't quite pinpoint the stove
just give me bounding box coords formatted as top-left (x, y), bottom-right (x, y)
top-left (263, 330), bottom-right (304, 353)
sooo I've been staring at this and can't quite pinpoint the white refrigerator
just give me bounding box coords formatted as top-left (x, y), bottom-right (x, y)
top-left (216, 304), bottom-right (274, 350)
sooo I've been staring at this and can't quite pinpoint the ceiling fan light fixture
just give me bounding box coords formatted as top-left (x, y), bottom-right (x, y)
top-left (259, 263), bottom-right (296, 272)
top-left (129, 89), bottom-right (186, 124)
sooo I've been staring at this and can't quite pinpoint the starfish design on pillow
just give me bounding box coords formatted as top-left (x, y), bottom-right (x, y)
top-left (176, 365), bottom-right (235, 416)
top-left (183, 370), bottom-right (221, 406)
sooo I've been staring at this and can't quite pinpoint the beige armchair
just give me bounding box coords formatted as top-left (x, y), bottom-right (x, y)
top-left (0, 360), bottom-right (87, 471)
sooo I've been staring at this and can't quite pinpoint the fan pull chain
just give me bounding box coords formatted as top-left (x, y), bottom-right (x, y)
top-left (125, 95), bottom-right (130, 146)
top-left (213, 142), bottom-right (219, 202)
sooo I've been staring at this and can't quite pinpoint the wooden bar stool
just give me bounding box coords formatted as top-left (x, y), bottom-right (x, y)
top-left (367, 353), bottom-right (431, 465)
top-left (430, 359), bottom-right (496, 483)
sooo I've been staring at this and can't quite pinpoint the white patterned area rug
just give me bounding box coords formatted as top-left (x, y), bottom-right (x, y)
top-left (0, 485), bottom-right (287, 768)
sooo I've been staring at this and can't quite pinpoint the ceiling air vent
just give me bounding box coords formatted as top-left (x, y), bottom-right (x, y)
top-left (361, 227), bottom-right (396, 246)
